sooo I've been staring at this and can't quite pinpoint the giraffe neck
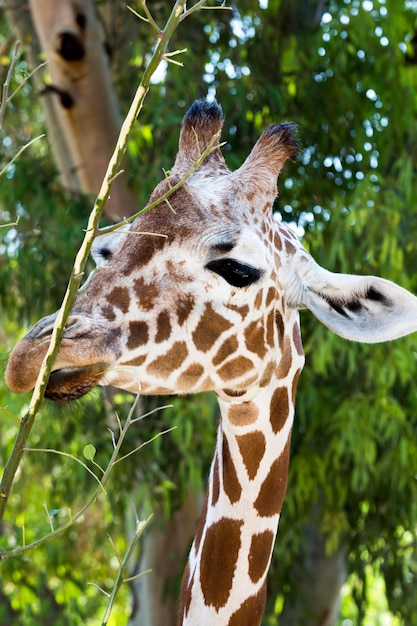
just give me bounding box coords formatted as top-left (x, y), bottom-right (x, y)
top-left (178, 358), bottom-right (303, 626)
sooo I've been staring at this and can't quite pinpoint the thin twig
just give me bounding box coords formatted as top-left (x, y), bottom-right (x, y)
top-left (0, 216), bottom-right (20, 231)
top-left (0, 134), bottom-right (45, 178)
top-left (0, 40), bottom-right (20, 128)
top-left (113, 426), bottom-right (176, 465)
top-left (23, 447), bottom-right (107, 494)
top-left (140, 0), bottom-right (162, 35)
top-left (0, 397), bottom-right (175, 560)
top-left (100, 515), bottom-right (154, 626)
top-left (7, 60), bottom-right (47, 103)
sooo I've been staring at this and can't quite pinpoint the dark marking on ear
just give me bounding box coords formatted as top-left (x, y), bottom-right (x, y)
top-left (320, 284), bottom-right (393, 319)
top-left (345, 299), bottom-right (363, 313)
top-left (324, 297), bottom-right (350, 318)
top-left (366, 286), bottom-right (392, 306)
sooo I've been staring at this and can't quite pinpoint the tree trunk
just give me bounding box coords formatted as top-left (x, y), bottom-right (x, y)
top-left (4, 0), bottom-right (77, 190)
top-left (128, 490), bottom-right (204, 626)
top-left (279, 519), bottom-right (346, 626)
top-left (18, 0), bottom-right (137, 220)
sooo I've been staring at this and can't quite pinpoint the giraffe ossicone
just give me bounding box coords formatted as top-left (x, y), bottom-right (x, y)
top-left (5, 99), bottom-right (417, 625)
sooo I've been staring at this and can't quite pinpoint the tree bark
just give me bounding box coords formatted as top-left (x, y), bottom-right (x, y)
top-left (26, 0), bottom-right (137, 220)
top-left (279, 518), bottom-right (346, 626)
top-left (4, 0), bottom-right (78, 190)
top-left (128, 490), bottom-right (204, 626)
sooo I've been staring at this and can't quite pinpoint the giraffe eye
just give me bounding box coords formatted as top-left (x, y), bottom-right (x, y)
top-left (205, 258), bottom-right (261, 288)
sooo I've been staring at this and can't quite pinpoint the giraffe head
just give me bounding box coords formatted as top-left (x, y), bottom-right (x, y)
top-left (5, 98), bottom-right (417, 403)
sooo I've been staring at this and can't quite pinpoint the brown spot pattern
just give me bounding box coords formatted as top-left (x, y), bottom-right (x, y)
top-left (228, 401), bottom-right (259, 426)
top-left (199, 518), bottom-right (242, 609)
top-left (147, 341), bottom-right (188, 377)
top-left (266, 310), bottom-right (276, 347)
top-left (228, 303), bottom-right (250, 318)
top-left (274, 232), bottom-right (283, 251)
top-left (176, 363), bottom-right (204, 389)
top-left (120, 354), bottom-right (146, 367)
top-left (285, 239), bottom-right (296, 255)
top-left (265, 286), bottom-right (276, 308)
top-left (192, 303), bottom-right (232, 352)
top-left (248, 530), bottom-right (275, 583)
top-left (194, 495), bottom-right (208, 554)
top-left (275, 313), bottom-right (284, 350)
top-left (133, 277), bottom-right (159, 311)
top-left (217, 356), bottom-right (254, 381)
top-left (107, 286), bottom-right (130, 313)
top-left (291, 368), bottom-right (301, 403)
top-left (155, 310), bottom-right (172, 343)
top-left (213, 335), bottom-right (239, 366)
top-left (127, 321), bottom-right (149, 349)
top-left (277, 337), bottom-right (292, 379)
top-left (123, 233), bottom-right (166, 273)
top-left (259, 361), bottom-right (274, 387)
top-left (269, 386), bottom-right (289, 434)
top-left (236, 431), bottom-right (266, 480)
top-left (100, 304), bottom-right (116, 322)
top-left (228, 584), bottom-right (267, 626)
top-left (211, 453), bottom-right (220, 507)
top-left (293, 322), bottom-right (304, 356)
top-left (179, 562), bottom-right (193, 618)
top-left (254, 290), bottom-right (263, 310)
top-left (254, 438), bottom-right (291, 517)
top-left (244, 321), bottom-right (267, 359)
top-left (176, 293), bottom-right (195, 326)
top-left (222, 435), bottom-right (242, 504)
top-left (223, 388), bottom-right (246, 398)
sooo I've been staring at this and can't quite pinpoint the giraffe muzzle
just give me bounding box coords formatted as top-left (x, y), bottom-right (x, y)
top-left (45, 363), bottom-right (109, 401)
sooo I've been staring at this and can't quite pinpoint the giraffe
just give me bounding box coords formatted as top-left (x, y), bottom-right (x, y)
top-left (5, 99), bottom-right (417, 625)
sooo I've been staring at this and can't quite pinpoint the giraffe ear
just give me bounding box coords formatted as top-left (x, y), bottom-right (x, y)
top-left (232, 123), bottom-right (299, 199)
top-left (171, 99), bottom-right (228, 176)
top-left (289, 256), bottom-right (417, 343)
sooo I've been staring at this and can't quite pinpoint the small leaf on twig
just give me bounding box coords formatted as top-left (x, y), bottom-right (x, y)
top-left (83, 444), bottom-right (97, 461)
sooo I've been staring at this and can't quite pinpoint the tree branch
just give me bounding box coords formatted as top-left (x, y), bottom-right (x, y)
top-left (0, 0), bottom-right (215, 523)
top-left (0, 40), bottom-right (20, 128)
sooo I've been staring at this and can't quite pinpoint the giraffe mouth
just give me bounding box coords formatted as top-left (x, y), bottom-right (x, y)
top-left (46, 363), bottom-right (108, 402)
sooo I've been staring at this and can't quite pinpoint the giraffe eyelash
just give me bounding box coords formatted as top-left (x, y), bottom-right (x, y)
top-left (205, 258), bottom-right (262, 288)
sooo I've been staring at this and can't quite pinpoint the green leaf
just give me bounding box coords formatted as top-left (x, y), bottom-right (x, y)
top-left (83, 444), bottom-right (96, 462)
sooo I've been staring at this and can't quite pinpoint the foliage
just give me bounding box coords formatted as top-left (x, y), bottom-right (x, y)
top-left (2, 0), bottom-right (417, 624)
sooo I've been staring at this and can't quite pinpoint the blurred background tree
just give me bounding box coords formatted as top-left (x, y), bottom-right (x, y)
top-left (1, 1), bottom-right (417, 625)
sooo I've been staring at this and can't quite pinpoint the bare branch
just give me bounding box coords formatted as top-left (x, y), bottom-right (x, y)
top-left (100, 515), bottom-right (154, 625)
top-left (0, 0), bottom-right (189, 524)
top-left (0, 134), bottom-right (45, 178)
top-left (0, 40), bottom-right (20, 128)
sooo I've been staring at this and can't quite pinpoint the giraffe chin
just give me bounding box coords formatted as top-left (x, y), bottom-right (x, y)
top-left (45, 363), bottom-right (107, 402)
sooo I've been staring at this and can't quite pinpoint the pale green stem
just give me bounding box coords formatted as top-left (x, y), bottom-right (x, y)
top-left (0, 0), bottom-right (196, 523)
top-left (100, 516), bottom-right (154, 626)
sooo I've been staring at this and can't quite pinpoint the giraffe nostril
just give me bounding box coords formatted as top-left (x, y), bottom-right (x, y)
top-left (35, 323), bottom-right (55, 340)
top-left (63, 316), bottom-right (94, 339)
